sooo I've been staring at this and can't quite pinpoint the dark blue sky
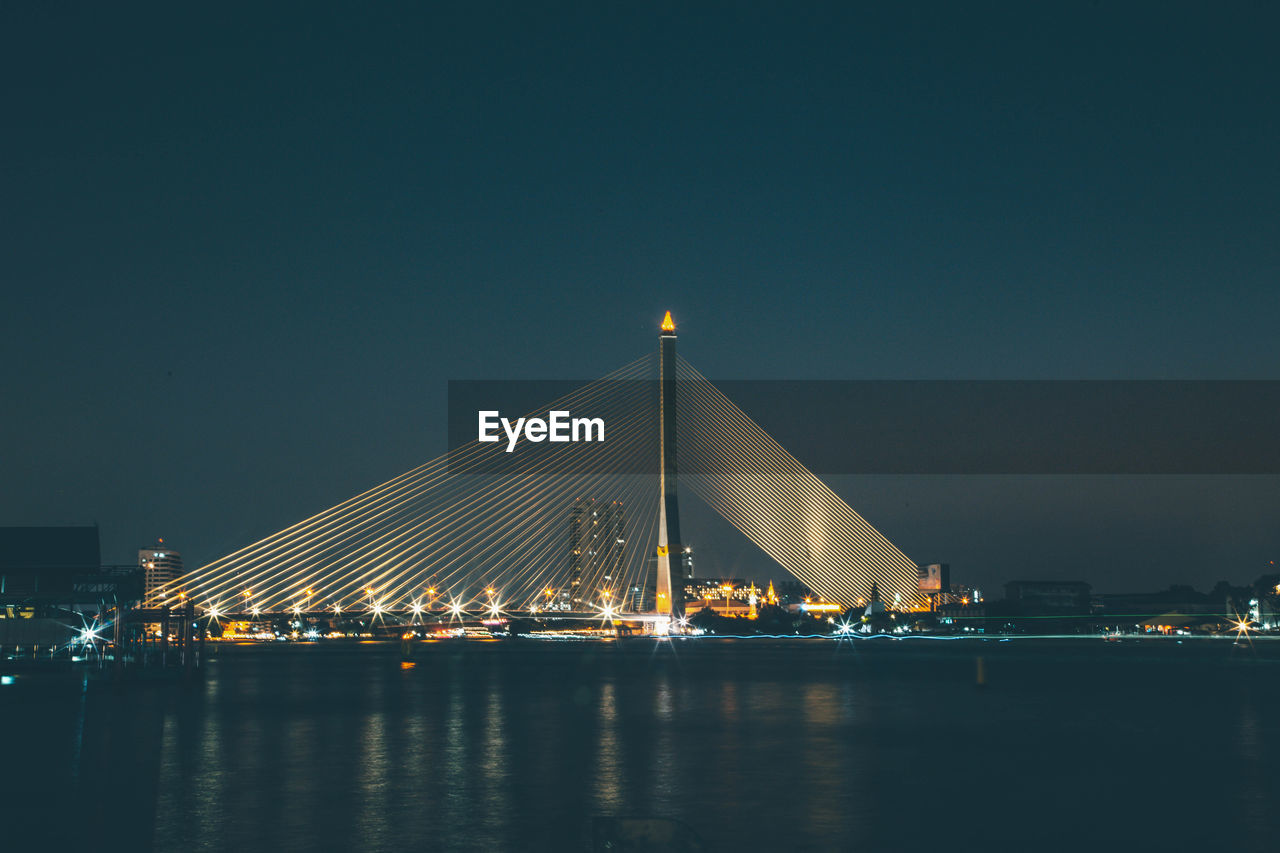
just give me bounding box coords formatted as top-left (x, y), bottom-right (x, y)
top-left (3, 2), bottom-right (1278, 591)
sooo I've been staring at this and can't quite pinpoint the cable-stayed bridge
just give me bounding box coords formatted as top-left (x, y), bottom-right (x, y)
top-left (144, 315), bottom-right (922, 627)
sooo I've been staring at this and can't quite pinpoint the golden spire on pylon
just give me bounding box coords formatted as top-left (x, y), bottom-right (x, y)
top-left (660, 310), bottom-right (675, 333)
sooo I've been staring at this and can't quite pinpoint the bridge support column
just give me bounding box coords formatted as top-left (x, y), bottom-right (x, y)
top-left (656, 311), bottom-right (685, 621)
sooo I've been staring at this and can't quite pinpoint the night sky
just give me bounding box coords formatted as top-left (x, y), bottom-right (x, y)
top-left (3, 3), bottom-right (1278, 593)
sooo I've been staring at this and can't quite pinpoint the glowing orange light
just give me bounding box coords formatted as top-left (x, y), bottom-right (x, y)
top-left (660, 310), bottom-right (675, 333)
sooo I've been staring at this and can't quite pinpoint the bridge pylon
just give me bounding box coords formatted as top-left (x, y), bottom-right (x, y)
top-left (655, 311), bottom-right (687, 621)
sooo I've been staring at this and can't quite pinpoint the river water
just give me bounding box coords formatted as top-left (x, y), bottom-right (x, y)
top-left (3, 637), bottom-right (1277, 851)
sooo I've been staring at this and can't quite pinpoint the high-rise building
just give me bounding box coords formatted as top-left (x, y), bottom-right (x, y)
top-left (627, 579), bottom-right (652, 613)
top-left (140, 539), bottom-right (183, 602)
top-left (568, 499), bottom-right (625, 608)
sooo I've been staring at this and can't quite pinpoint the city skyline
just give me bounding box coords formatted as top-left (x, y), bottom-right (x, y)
top-left (3, 3), bottom-right (1279, 592)
top-left (4, 7), bottom-right (1280, 851)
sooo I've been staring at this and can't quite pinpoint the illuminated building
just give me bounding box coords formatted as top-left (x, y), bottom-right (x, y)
top-left (936, 599), bottom-right (986, 621)
top-left (934, 579), bottom-right (982, 607)
top-left (683, 579), bottom-right (768, 617)
top-left (1252, 596), bottom-right (1277, 630)
top-left (1137, 613), bottom-right (1231, 635)
top-left (627, 581), bottom-right (651, 612)
top-left (684, 578), bottom-right (752, 616)
top-left (140, 539), bottom-right (183, 602)
top-left (568, 498), bottom-right (625, 607)
top-left (945, 584), bottom-right (983, 605)
top-left (689, 598), bottom-right (755, 617)
top-left (686, 578), bottom-right (751, 602)
top-left (788, 600), bottom-right (843, 615)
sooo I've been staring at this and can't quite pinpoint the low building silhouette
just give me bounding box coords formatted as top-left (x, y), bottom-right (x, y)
top-left (0, 525), bottom-right (101, 600)
top-left (1004, 580), bottom-right (1092, 614)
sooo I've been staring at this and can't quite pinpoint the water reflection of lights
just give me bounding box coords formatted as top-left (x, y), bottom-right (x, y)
top-left (595, 681), bottom-right (622, 811)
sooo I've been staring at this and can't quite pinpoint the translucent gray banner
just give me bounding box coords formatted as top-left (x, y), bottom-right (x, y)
top-left (447, 380), bottom-right (1280, 475)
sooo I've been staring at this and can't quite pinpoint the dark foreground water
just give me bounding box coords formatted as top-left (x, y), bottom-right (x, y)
top-left (3, 637), bottom-right (1279, 852)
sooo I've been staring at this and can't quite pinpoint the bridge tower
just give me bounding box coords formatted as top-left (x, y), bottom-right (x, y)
top-left (655, 310), bottom-right (687, 620)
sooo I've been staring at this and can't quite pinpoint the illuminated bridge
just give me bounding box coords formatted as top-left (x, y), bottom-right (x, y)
top-left (143, 314), bottom-right (922, 627)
